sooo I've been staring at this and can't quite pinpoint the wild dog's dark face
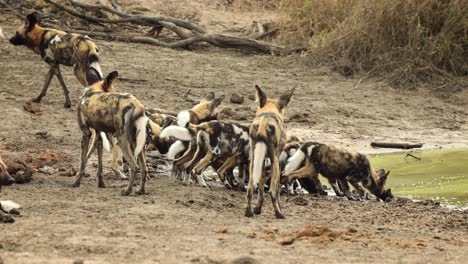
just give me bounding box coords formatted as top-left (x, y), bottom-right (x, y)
top-left (9, 12), bottom-right (42, 46)
top-left (0, 158), bottom-right (15, 190)
top-left (192, 92), bottom-right (225, 123)
top-left (374, 169), bottom-right (393, 201)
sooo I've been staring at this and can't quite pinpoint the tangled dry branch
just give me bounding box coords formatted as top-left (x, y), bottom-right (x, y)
top-left (41, 0), bottom-right (304, 55)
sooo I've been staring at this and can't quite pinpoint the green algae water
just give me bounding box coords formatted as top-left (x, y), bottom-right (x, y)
top-left (369, 149), bottom-right (468, 206)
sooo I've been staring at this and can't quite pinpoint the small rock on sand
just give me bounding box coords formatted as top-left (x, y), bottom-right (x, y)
top-left (230, 93), bottom-right (244, 104)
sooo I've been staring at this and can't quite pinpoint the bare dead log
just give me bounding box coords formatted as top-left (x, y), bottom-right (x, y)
top-left (44, 0), bottom-right (303, 55)
top-left (370, 142), bottom-right (424, 149)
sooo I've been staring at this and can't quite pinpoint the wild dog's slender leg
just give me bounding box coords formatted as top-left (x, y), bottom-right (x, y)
top-left (174, 141), bottom-right (195, 184)
top-left (269, 155), bottom-right (284, 219)
top-left (253, 171), bottom-right (265, 215)
top-left (350, 180), bottom-right (368, 199)
top-left (111, 144), bottom-right (128, 180)
top-left (338, 178), bottom-right (357, 201)
top-left (191, 151), bottom-right (214, 187)
top-left (119, 137), bottom-right (139, 196)
top-left (244, 143), bottom-right (255, 217)
top-left (72, 128), bottom-right (92, 187)
top-left (32, 65), bottom-right (55, 103)
top-left (54, 65), bottom-right (72, 108)
top-left (286, 163), bottom-right (327, 195)
top-left (184, 133), bottom-right (206, 174)
top-left (96, 134), bottom-right (105, 188)
top-left (328, 178), bottom-right (344, 197)
top-left (216, 155), bottom-right (238, 182)
top-left (136, 151), bottom-right (149, 195)
top-left (237, 161), bottom-right (248, 191)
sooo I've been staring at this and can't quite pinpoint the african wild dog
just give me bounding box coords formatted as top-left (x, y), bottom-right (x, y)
top-left (284, 143), bottom-right (393, 201)
top-left (161, 120), bottom-right (250, 188)
top-left (245, 85), bottom-right (294, 219)
top-left (0, 157), bottom-right (16, 223)
top-left (161, 93), bottom-right (225, 179)
top-left (9, 12), bottom-right (102, 108)
top-left (73, 71), bottom-right (150, 196)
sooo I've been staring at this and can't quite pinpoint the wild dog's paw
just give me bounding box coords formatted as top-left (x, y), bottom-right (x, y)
top-left (97, 181), bottom-right (106, 188)
top-left (135, 188), bottom-right (145, 195)
top-left (244, 208), bottom-right (254, 218)
top-left (31, 97), bottom-right (41, 103)
top-left (70, 181), bottom-right (81, 188)
top-left (121, 190), bottom-right (131, 196)
top-left (64, 101), bottom-right (71, 108)
top-left (253, 206), bottom-right (262, 215)
top-left (275, 212), bottom-right (285, 219)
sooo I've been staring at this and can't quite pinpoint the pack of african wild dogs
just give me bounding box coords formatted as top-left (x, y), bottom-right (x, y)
top-left (0, 12), bottom-right (393, 223)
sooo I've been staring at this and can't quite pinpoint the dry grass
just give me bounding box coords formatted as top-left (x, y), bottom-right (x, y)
top-left (276, 0), bottom-right (468, 88)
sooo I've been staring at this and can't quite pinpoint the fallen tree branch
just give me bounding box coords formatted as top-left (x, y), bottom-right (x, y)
top-left (404, 153), bottom-right (422, 160)
top-left (43, 0), bottom-right (303, 55)
top-left (370, 142), bottom-right (424, 149)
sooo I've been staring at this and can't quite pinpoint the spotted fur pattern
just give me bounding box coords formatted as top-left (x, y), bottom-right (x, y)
top-left (9, 12), bottom-right (102, 107)
top-left (245, 85), bottom-right (294, 219)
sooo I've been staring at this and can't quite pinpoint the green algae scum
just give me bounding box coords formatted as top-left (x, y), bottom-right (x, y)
top-left (370, 149), bottom-right (468, 205)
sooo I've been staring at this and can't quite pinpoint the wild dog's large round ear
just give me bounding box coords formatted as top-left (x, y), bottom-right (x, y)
top-left (103, 71), bottom-right (119, 92)
top-left (210, 94), bottom-right (225, 109)
top-left (255, 85), bottom-right (267, 108)
top-left (202, 92), bottom-right (215, 101)
top-left (26, 12), bottom-right (42, 30)
top-left (379, 170), bottom-right (390, 185)
top-left (277, 87), bottom-right (295, 110)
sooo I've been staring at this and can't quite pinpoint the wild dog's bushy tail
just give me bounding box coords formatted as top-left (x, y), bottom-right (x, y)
top-left (251, 141), bottom-right (267, 189)
top-left (134, 115), bottom-right (149, 158)
top-left (160, 125), bottom-right (194, 141)
top-left (284, 148), bottom-right (305, 176)
top-left (284, 142), bottom-right (319, 175)
top-left (167, 140), bottom-right (186, 160)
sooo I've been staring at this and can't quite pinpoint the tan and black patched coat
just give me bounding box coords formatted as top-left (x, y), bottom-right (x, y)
top-left (10, 12), bottom-right (102, 86)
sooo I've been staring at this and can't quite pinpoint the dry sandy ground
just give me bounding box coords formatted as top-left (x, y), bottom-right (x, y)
top-left (1, 1), bottom-right (468, 263)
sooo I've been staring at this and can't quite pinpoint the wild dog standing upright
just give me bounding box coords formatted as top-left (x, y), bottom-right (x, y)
top-left (245, 85), bottom-right (294, 219)
top-left (9, 12), bottom-right (102, 108)
top-left (73, 71), bottom-right (149, 196)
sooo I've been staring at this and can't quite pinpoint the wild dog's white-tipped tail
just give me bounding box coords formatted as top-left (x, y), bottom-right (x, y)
top-left (0, 200), bottom-right (21, 212)
top-left (134, 116), bottom-right (149, 157)
top-left (167, 140), bottom-right (185, 160)
top-left (160, 125), bottom-right (192, 141)
top-left (89, 61), bottom-right (103, 80)
top-left (177, 111), bottom-right (191, 127)
top-left (100, 132), bottom-right (111, 153)
top-left (251, 142), bottom-right (267, 189)
top-left (284, 148), bottom-right (306, 175)
top-left (0, 27), bottom-right (5, 39)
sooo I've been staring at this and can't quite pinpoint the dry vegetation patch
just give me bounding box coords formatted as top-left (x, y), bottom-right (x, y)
top-left (277, 0), bottom-right (468, 88)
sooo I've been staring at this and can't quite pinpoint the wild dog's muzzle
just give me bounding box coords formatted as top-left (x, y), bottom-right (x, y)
top-left (9, 33), bottom-right (25, 46)
top-left (0, 173), bottom-right (15, 186)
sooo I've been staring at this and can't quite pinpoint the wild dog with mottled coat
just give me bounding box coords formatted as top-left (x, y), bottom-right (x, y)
top-left (0, 157), bottom-right (16, 223)
top-left (73, 71), bottom-right (150, 196)
top-left (163, 93), bottom-right (225, 179)
top-left (9, 12), bottom-right (102, 108)
top-left (161, 120), bottom-right (250, 188)
top-left (284, 143), bottom-right (393, 201)
top-left (245, 85), bottom-right (294, 219)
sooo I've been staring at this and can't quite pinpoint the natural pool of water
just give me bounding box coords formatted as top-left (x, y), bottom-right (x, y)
top-left (369, 149), bottom-right (468, 206)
